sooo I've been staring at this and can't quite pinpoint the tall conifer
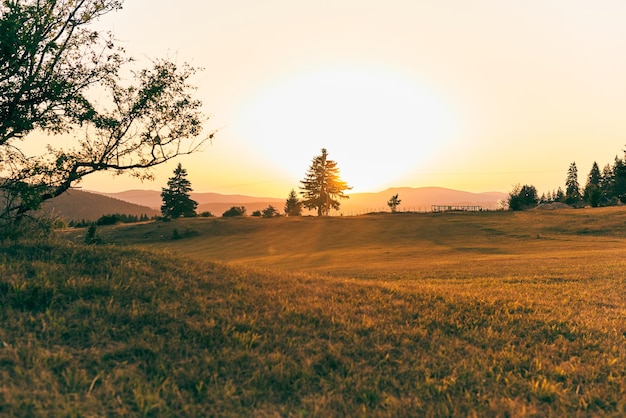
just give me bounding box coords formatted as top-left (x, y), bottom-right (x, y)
top-left (161, 163), bottom-right (198, 218)
top-left (300, 149), bottom-right (351, 216)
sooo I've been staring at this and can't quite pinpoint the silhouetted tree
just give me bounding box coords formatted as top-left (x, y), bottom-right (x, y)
top-left (284, 189), bottom-right (303, 217)
top-left (387, 194), bottom-right (401, 213)
top-left (565, 162), bottom-right (581, 204)
top-left (300, 148), bottom-right (351, 216)
top-left (262, 205), bottom-right (280, 218)
top-left (600, 163), bottom-right (614, 199)
top-left (545, 191), bottom-right (553, 202)
top-left (555, 187), bottom-right (565, 202)
top-left (612, 150), bottom-right (626, 203)
top-left (161, 164), bottom-right (198, 219)
top-left (508, 184), bottom-right (538, 211)
top-left (584, 162), bottom-right (602, 207)
top-left (84, 223), bottom-right (101, 245)
top-left (0, 0), bottom-right (210, 226)
top-left (222, 206), bottom-right (246, 217)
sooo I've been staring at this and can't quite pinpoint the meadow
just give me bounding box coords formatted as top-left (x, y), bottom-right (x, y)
top-left (1, 207), bottom-right (626, 416)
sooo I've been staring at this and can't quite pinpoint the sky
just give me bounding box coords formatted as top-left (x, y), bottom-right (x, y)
top-left (75, 0), bottom-right (626, 197)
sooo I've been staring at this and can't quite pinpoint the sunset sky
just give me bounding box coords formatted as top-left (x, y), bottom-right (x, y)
top-left (79, 0), bottom-right (626, 197)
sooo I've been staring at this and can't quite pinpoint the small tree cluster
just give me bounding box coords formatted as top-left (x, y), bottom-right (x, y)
top-left (513, 148), bottom-right (626, 210)
top-left (96, 213), bottom-right (150, 226)
top-left (560, 152), bottom-right (626, 207)
top-left (508, 184), bottom-right (538, 211)
top-left (222, 206), bottom-right (246, 217)
top-left (252, 205), bottom-right (280, 218)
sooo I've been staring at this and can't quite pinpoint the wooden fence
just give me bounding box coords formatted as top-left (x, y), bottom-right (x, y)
top-left (431, 205), bottom-right (483, 213)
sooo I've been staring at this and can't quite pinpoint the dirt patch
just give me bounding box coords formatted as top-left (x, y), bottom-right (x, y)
top-left (533, 202), bottom-right (572, 210)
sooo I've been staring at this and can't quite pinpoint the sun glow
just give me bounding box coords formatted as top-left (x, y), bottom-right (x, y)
top-left (235, 65), bottom-right (460, 193)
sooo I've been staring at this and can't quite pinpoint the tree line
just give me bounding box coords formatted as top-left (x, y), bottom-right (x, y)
top-left (508, 148), bottom-right (626, 210)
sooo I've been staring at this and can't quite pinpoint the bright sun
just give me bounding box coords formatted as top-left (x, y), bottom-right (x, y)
top-left (236, 64), bottom-right (459, 192)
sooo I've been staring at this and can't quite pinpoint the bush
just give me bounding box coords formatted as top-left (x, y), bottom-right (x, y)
top-left (222, 206), bottom-right (246, 217)
top-left (171, 228), bottom-right (198, 240)
top-left (262, 205), bottom-right (280, 218)
top-left (508, 184), bottom-right (538, 211)
top-left (84, 223), bottom-right (102, 245)
top-left (0, 217), bottom-right (60, 242)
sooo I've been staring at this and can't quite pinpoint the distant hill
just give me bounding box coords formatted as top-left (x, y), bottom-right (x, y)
top-left (97, 187), bottom-right (507, 216)
top-left (339, 187), bottom-right (507, 214)
top-left (99, 190), bottom-right (285, 216)
top-left (40, 189), bottom-right (159, 222)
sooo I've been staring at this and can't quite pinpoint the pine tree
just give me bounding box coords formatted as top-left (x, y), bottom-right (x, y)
top-left (284, 189), bottom-right (303, 216)
top-left (300, 149), bottom-right (351, 216)
top-left (565, 162), bottom-right (581, 204)
top-left (161, 163), bottom-right (198, 219)
top-left (555, 187), bottom-right (565, 202)
top-left (600, 163), bottom-right (615, 200)
top-left (586, 162), bottom-right (602, 188)
top-left (612, 151), bottom-right (626, 203)
top-left (584, 161), bottom-right (602, 207)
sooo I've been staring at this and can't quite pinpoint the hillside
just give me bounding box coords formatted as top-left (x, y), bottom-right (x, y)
top-left (6, 207), bottom-right (626, 416)
top-left (40, 189), bottom-right (159, 222)
top-left (98, 186), bottom-right (507, 215)
top-left (67, 206), bottom-right (626, 280)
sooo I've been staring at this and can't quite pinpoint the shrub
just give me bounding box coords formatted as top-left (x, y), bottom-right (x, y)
top-left (84, 223), bottom-right (102, 245)
top-left (262, 205), bottom-right (280, 218)
top-left (222, 206), bottom-right (246, 217)
top-left (508, 184), bottom-right (538, 211)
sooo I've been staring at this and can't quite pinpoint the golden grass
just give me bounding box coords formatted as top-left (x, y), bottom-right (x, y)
top-left (76, 207), bottom-right (626, 281)
top-left (4, 206), bottom-right (624, 416)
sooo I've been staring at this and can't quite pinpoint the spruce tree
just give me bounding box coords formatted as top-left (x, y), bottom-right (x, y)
top-left (612, 152), bottom-right (626, 203)
top-left (161, 163), bottom-right (198, 219)
top-left (284, 189), bottom-right (303, 216)
top-left (600, 163), bottom-right (615, 201)
top-left (300, 148), bottom-right (351, 216)
top-left (584, 162), bottom-right (602, 207)
top-left (565, 162), bottom-right (581, 204)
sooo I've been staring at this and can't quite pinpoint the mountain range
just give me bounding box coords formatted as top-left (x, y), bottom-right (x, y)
top-left (99, 190), bottom-right (286, 217)
top-left (99, 187), bottom-right (507, 216)
top-left (42, 187), bottom-right (507, 221)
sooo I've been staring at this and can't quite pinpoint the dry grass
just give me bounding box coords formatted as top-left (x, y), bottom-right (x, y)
top-left (2, 207), bottom-right (625, 416)
top-left (69, 207), bottom-right (626, 281)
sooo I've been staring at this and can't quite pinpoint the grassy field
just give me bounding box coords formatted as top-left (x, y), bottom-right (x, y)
top-left (2, 208), bottom-right (626, 416)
